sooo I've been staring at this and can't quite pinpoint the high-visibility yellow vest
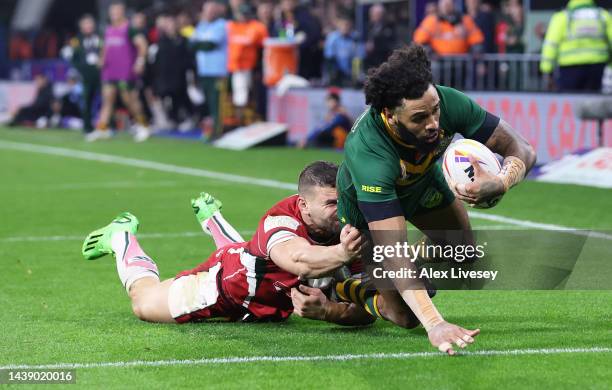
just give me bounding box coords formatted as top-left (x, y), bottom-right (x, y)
top-left (540, 0), bottom-right (612, 73)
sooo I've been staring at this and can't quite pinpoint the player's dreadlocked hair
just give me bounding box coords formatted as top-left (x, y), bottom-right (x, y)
top-left (364, 44), bottom-right (433, 112)
top-left (298, 161), bottom-right (338, 194)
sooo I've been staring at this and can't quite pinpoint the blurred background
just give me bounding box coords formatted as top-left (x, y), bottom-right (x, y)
top-left (0, 0), bottom-right (611, 176)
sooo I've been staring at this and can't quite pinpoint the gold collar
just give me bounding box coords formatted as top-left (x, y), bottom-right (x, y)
top-left (380, 112), bottom-right (416, 149)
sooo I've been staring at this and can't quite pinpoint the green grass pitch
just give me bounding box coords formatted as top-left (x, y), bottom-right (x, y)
top-left (0, 127), bottom-right (610, 389)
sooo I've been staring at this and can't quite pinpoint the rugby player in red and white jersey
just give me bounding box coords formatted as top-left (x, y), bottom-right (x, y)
top-left (81, 161), bottom-right (373, 325)
top-left (187, 162), bottom-right (478, 352)
top-left (82, 161), bottom-right (479, 353)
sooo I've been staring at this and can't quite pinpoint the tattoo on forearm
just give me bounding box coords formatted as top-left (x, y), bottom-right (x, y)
top-left (497, 156), bottom-right (526, 191)
top-left (486, 119), bottom-right (534, 171)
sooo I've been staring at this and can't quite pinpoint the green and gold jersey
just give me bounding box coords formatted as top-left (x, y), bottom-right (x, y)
top-left (337, 85), bottom-right (498, 226)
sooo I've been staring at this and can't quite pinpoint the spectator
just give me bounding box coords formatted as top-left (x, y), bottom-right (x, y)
top-left (466, 0), bottom-right (497, 53)
top-left (533, 22), bottom-right (548, 53)
top-left (257, 1), bottom-right (278, 38)
top-left (191, 1), bottom-right (228, 139)
top-left (61, 14), bottom-right (102, 133)
top-left (540, 0), bottom-right (612, 92)
top-left (131, 11), bottom-right (154, 126)
top-left (363, 4), bottom-right (397, 70)
top-left (278, 0), bottom-right (323, 80)
top-left (176, 10), bottom-right (195, 38)
top-left (142, 14), bottom-right (163, 130)
top-left (324, 13), bottom-right (360, 86)
top-left (227, 3), bottom-right (268, 123)
top-left (298, 90), bottom-right (351, 149)
top-left (496, 0), bottom-right (525, 54)
top-left (49, 71), bottom-right (83, 129)
top-left (153, 15), bottom-right (193, 130)
top-left (255, 1), bottom-right (277, 119)
top-left (131, 11), bottom-right (147, 34)
top-left (425, 2), bottom-right (438, 17)
top-left (87, 1), bottom-right (150, 142)
top-left (8, 74), bottom-right (53, 126)
top-left (413, 0), bottom-right (484, 56)
top-left (336, 0), bottom-right (356, 20)
top-left (228, 0), bottom-right (245, 19)
top-left (494, 0), bottom-right (526, 90)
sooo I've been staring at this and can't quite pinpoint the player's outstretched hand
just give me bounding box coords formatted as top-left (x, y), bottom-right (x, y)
top-left (339, 224), bottom-right (364, 263)
top-left (291, 285), bottom-right (328, 320)
top-left (454, 155), bottom-right (505, 205)
top-left (427, 321), bottom-right (480, 356)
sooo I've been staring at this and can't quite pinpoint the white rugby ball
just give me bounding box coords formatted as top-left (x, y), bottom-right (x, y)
top-left (442, 138), bottom-right (503, 209)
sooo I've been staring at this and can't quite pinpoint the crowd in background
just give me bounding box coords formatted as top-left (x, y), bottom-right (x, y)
top-left (3, 0), bottom-right (611, 144)
top-left (8, 0), bottom-right (530, 75)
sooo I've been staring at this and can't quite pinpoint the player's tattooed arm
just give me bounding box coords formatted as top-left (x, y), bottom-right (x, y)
top-left (485, 119), bottom-right (537, 191)
top-left (457, 119), bottom-right (537, 203)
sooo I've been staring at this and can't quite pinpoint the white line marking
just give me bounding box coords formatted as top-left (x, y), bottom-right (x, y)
top-left (468, 224), bottom-right (516, 230)
top-left (0, 140), bottom-right (609, 240)
top-left (1, 347), bottom-right (610, 370)
top-left (43, 180), bottom-right (181, 190)
top-left (12, 180), bottom-right (183, 191)
top-left (0, 140), bottom-right (297, 191)
top-left (0, 231), bottom-right (255, 243)
top-left (468, 211), bottom-right (612, 240)
top-left (1, 226), bottom-right (516, 243)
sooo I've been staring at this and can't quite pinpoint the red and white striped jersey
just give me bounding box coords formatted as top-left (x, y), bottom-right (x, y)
top-left (226, 195), bottom-right (337, 320)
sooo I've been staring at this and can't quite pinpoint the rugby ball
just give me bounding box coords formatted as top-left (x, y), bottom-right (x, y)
top-left (442, 138), bottom-right (503, 209)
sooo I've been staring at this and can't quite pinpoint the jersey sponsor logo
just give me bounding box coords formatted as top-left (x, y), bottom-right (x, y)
top-left (263, 215), bottom-right (300, 233)
top-left (361, 185), bottom-right (382, 193)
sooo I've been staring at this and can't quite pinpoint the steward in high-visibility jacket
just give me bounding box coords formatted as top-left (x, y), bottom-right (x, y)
top-left (413, 11), bottom-right (484, 56)
top-left (540, 0), bottom-right (612, 91)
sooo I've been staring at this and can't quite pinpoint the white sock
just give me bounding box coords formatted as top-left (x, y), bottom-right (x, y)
top-left (201, 211), bottom-right (245, 249)
top-left (111, 231), bottom-right (159, 292)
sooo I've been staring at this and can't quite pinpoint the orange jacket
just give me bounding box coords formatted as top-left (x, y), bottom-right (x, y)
top-left (413, 14), bottom-right (484, 55)
top-left (227, 20), bottom-right (268, 72)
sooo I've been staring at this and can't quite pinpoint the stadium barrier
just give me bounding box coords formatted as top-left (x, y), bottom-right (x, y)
top-left (430, 53), bottom-right (546, 92)
top-left (0, 81), bottom-right (37, 115)
top-left (0, 81), bottom-right (70, 115)
top-left (268, 88), bottom-right (612, 164)
top-left (3, 79), bottom-right (611, 165)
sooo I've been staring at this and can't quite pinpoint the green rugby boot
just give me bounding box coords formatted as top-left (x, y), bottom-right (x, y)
top-left (191, 192), bottom-right (222, 224)
top-left (82, 212), bottom-right (139, 260)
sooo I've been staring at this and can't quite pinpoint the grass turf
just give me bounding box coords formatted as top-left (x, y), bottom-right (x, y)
top-left (0, 127), bottom-right (610, 389)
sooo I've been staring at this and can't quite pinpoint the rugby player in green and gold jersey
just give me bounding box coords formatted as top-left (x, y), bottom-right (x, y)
top-left (336, 45), bottom-right (536, 354)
